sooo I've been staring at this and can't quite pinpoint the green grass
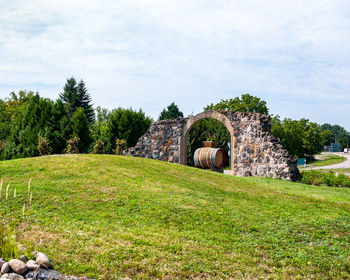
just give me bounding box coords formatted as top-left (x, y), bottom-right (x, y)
top-left (0, 154), bottom-right (349, 279)
top-left (300, 154), bottom-right (346, 168)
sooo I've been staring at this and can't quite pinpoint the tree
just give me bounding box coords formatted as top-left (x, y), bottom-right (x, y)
top-left (45, 99), bottom-right (72, 154)
top-left (206, 94), bottom-right (269, 114)
top-left (71, 107), bottom-right (91, 153)
top-left (77, 80), bottom-right (95, 124)
top-left (59, 77), bottom-right (95, 124)
top-left (320, 123), bottom-right (348, 149)
top-left (103, 108), bottom-right (152, 153)
top-left (271, 116), bottom-right (322, 160)
top-left (158, 102), bottom-right (183, 120)
top-left (320, 130), bottom-right (334, 147)
top-left (2, 93), bottom-right (53, 159)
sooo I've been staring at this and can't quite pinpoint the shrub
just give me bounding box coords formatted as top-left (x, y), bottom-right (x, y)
top-left (92, 139), bottom-right (104, 154)
top-left (337, 173), bottom-right (350, 188)
top-left (300, 170), bottom-right (324, 186)
top-left (37, 136), bottom-right (52, 156)
top-left (114, 138), bottom-right (127, 155)
top-left (301, 170), bottom-right (350, 188)
top-left (65, 136), bottom-right (80, 154)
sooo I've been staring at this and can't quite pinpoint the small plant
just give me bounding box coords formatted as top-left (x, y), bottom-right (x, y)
top-left (0, 222), bottom-right (20, 260)
top-left (202, 131), bottom-right (217, 142)
top-left (37, 136), bottom-right (52, 156)
top-left (92, 139), bottom-right (105, 154)
top-left (65, 136), bottom-right (80, 154)
top-left (114, 139), bottom-right (127, 155)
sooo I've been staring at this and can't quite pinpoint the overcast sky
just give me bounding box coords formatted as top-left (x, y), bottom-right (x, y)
top-left (0, 0), bottom-right (349, 129)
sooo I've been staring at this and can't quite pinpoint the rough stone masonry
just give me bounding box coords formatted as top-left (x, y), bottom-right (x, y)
top-left (124, 111), bottom-right (299, 181)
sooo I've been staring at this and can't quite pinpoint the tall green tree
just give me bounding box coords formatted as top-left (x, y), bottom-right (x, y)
top-left (271, 116), bottom-right (322, 160)
top-left (3, 93), bottom-right (53, 159)
top-left (206, 94), bottom-right (269, 114)
top-left (59, 77), bottom-right (95, 124)
top-left (0, 91), bottom-right (34, 159)
top-left (45, 99), bottom-right (72, 154)
top-left (71, 107), bottom-right (91, 153)
top-left (320, 123), bottom-right (348, 149)
top-left (158, 102), bottom-right (184, 120)
top-left (103, 108), bottom-right (152, 153)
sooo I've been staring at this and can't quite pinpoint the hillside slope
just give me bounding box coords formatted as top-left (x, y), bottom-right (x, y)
top-left (0, 155), bottom-right (349, 279)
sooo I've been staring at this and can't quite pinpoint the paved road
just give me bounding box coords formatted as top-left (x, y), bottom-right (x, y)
top-left (304, 153), bottom-right (350, 170)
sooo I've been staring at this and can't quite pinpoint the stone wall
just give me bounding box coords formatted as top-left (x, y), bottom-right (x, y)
top-left (124, 117), bottom-right (183, 163)
top-left (124, 111), bottom-right (299, 181)
top-left (227, 112), bottom-right (299, 180)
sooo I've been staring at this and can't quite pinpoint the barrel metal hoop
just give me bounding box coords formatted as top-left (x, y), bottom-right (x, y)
top-left (206, 148), bottom-right (210, 168)
top-left (194, 149), bottom-right (199, 166)
top-left (199, 148), bottom-right (204, 168)
top-left (213, 148), bottom-right (217, 168)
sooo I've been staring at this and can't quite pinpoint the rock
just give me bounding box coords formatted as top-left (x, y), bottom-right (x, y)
top-left (26, 260), bottom-right (39, 271)
top-left (0, 273), bottom-right (24, 279)
top-left (19, 256), bottom-right (27, 263)
top-left (23, 269), bottom-right (61, 280)
top-left (0, 258), bottom-right (5, 270)
top-left (35, 253), bottom-right (53, 269)
top-left (8, 259), bottom-right (27, 274)
top-left (1, 262), bottom-right (11, 274)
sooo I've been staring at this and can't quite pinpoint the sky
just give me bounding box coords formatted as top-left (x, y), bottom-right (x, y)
top-left (0, 0), bottom-right (349, 129)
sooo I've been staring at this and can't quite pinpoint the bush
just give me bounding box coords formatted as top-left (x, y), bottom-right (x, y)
top-left (37, 136), bottom-right (52, 156)
top-left (65, 136), bottom-right (80, 154)
top-left (114, 139), bottom-right (127, 155)
top-left (301, 170), bottom-right (350, 188)
top-left (92, 140), bottom-right (104, 154)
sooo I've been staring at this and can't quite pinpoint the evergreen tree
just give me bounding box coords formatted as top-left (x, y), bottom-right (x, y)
top-left (59, 77), bottom-right (95, 124)
top-left (103, 108), bottom-right (152, 153)
top-left (158, 102), bottom-right (183, 120)
top-left (45, 99), bottom-right (72, 154)
top-left (71, 107), bottom-right (91, 153)
top-left (77, 80), bottom-right (95, 124)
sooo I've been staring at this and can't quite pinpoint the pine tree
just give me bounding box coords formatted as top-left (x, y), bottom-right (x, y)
top-left (158, 102), bottom-right (183, 120)
top-left (77, 80), bottom-right (95, 124)
top-left (71, 107), bottom-right (91, 153)
top-left (59, 77), bottom-right (95, 124)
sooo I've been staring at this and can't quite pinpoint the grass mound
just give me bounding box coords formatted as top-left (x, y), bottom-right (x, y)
top-left (0, 154), bottom-right (349, 279)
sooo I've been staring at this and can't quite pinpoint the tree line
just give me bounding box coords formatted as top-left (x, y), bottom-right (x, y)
top-left (0, 81), bottom-right (348, 163)
top-left (0, 77), bottom-right (152, 160)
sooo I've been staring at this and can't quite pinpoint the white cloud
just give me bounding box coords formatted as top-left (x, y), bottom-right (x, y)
top-left (0, 0), bottom-right (349, 127)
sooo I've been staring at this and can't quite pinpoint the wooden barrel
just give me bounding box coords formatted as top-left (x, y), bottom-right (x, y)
top-left (194, 147), bottom-right (226, 169)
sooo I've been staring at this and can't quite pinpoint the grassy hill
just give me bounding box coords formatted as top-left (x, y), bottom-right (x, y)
top-left (0, 155), bottom-right (349, 279)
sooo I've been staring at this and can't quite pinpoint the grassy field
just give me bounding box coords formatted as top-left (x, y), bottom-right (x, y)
top-left (0, 155), bottom-right (349, 279)
top-left (300, 154), bottom-right (347, 168)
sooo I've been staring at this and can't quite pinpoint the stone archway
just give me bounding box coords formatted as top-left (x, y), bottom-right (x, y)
top-left (124, 111), bottom-right (299, 181)
top-left (179, 111), bottom-right (236, 174)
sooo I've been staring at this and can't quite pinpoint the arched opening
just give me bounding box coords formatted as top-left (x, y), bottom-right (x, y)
top-left (186, 118), bottom-right (230, 168)
top-left (180, 111), bottom-right (236, 174)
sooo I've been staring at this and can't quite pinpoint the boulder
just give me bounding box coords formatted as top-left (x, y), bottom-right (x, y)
top-left (35, 253), bottom-right (53, 269)
top-left (0, 273), bottom-right (24, 279)
top-left (8, 259), bottom-right (27, 274)
top-left (0, 258), bottom-right (5, 270)
top-left (26, 260), bottom-right (39, 271)
top-left (1, 262), bottom-right (11, 274)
